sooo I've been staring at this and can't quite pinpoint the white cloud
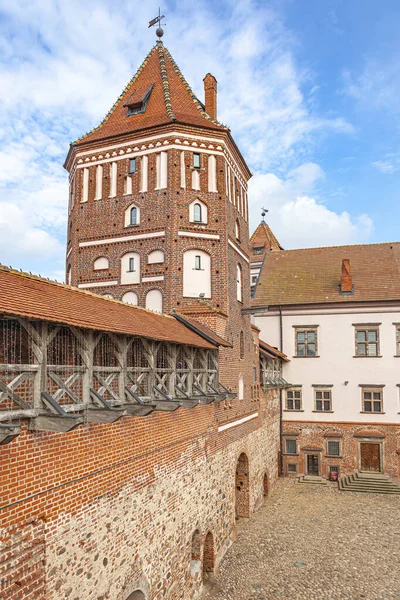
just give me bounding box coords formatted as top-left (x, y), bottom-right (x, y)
top-left (372, 155), bottom-right (400, 174)
top-left (249, 166), bottom-right (373, 248)
top-left (0, 0), bottom-right (358, 277)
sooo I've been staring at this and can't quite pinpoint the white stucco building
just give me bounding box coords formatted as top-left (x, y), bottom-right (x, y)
top-left (251, 233), bottom-right (400, 480)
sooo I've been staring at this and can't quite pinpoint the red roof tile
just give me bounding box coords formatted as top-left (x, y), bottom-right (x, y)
top-left (174, 314), bottom-right (232, 347)
top-left (0, 267), bottom-right (213, 348)
top-left (253, 242), bottom-right (400, 307)
top-left (74, 42), bottom-right (226, 146)
top-left (259, 339), bottom-right (289, 361)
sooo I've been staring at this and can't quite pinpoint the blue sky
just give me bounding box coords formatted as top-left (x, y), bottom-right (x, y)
top-left (0, 0), bottom-right (399, 279)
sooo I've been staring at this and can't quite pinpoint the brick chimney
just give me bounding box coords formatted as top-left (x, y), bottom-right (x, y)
top-left (203, 73), bottom-right (217, 120)
top-left (340, 258), bottom-right (353, 293)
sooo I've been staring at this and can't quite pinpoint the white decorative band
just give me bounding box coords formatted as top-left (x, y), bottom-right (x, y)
top-left (142, 276), bottom-right (164, 283)
top-left (66, 247), bottom-right (72, 259)
top-left (228, 239), bottom-right (250, 263)
top-left (79, 231), bottom-right (166, 248)
top-left (78, 280), bottom-right (118, 289)
top-left (218, 412), bottom-right (258, 433)
top-left (178, 231), bottom-right (220, 240)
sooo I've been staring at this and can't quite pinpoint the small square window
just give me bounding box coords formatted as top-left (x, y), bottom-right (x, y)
top-left (286, 389), bottom-right (302, 410)
top-left (193, 153), bottom-right (200, 168)
top-left (285, 439), bottom-right (297, 454)
top-left (314, 389), bottom-right (332, 411)
top-left (355, 327), bottom-right (379, 356)
top-left (295, 328), bottom-right (318, 357)
top-left (287, 463), bottom-right (297, 473)
top-left (362, 387), bottom-right (383, 413)
top-left (253, 247), bottom-right (264, 255)
top-left (327, 441), bottom-right (340, 456)
top-left (129, 158), bottom-right (136, 174)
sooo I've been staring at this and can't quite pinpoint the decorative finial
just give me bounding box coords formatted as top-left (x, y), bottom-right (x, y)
top-left (261, 207), bottom-right (269, 222)
top-left (149, 8), bottom-right (166, 39)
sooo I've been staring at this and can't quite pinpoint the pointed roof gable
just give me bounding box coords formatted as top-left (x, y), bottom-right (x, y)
top-left (250, 222), bottom-right (283, 255)
top-left (74, 42), bottom-right (227, 146)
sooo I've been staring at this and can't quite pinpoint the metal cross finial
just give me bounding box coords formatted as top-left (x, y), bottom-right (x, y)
top-left (149, 8), bottom-right (166, 38)
top-left (261, 207), bottom-right (269, 222)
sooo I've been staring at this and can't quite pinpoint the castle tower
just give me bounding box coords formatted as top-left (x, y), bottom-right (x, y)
top-left (64, 40), bottom-right (251, 317)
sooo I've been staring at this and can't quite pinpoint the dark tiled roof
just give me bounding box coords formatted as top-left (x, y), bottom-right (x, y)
top-left (74, 42), bottom-right (226, 146)
top-left (0, 267), bottom-right (213, 348)
top-left (253, 242), bottom-right (400, 307)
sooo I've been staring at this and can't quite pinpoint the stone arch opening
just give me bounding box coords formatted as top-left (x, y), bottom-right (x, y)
top-left (263, 472), bottom-right (269, 496)
top-left (126, 592), bottom-right (146, 600)
top-left (235, 452), bottom-right (250, 518)
top-left (190, 529), bottom-right (202, 578)
top-left (203, 531), bottom-right (215, 576)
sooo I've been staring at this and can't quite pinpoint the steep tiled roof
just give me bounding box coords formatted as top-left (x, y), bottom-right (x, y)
top-left (0, 267), bottom-right (213, 348)
top-left (74, 42), bottom-right (226, 146)
top-left (259, 340), bottom-right (289, 361)
top-left (173, 314), bottom-right (232, 348)
top-left (253, 242), bottom-right (400, 307)
top-left (250, 222), bottom-right (282, 258)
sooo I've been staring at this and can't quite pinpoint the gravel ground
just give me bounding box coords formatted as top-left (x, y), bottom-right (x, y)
top-left (202, 478), bottom-right (400, 600)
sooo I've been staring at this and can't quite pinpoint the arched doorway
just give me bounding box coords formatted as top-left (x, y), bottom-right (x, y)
top-left (235, 453), bottom-right (250, 518)
top-left (203, 532), bottom-right (215, 576)
top-left (263, 472), bottom-right (269, 496)
top-left (126, 592), bottom-right (145, 600)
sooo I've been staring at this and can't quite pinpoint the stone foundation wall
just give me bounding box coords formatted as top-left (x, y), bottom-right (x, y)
top-left (282, 420), bottom-right (400, 480)
top-left (1, 395), bottom-right (279, 600)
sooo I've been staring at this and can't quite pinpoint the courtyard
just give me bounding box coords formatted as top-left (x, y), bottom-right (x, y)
top-left (202, 478), bottom-right (400, 600)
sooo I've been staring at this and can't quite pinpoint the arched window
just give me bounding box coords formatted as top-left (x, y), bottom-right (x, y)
top-left (148, 249), bottom-right (164, 264)
top-left (121, 252), bottom-right (140, 285)
top-left (124, 203), bottom-right (140, 227)
top-left (238, 375), bottom-right (244, 400)
top-left (93, 256), bottom-right (109, 270)
top-left (193, 203), bottom-right (202, 223)
top-left (122, 291), bottom-right (138, 305)
top-left (189, 199), bottom-right (207, 224)
top-left (239, 331), bottom-right (244, 359)
top-left (145, 289), bottom-right (163, 313)
top-left (236, 264), bottom-right (243, 302)
top-left (235, 219), bottom-right (240, 241)
top-left (183, 250), bottom-right (211, 298)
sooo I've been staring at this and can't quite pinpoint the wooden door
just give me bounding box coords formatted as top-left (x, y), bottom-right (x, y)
top-left (360, 443), bottom-right (381, 472)
top-left (307, 454), bottom-right (319, 475)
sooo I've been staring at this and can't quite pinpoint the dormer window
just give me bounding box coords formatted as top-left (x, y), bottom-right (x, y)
top-left (193, 153), bottom-right (200, 168)
top-left (129, 158), bottom-right (136, 174)
top-left (124, 85), bottom-right (154, 117)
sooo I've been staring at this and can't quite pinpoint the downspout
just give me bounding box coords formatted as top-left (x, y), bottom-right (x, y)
top-left (279, 305), bottom-right (284, 477)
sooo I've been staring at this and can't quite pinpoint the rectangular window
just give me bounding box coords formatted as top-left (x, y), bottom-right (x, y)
top-left (285, 439), bottom-right (297, 454)
top-left (286, 389), bottom-right (302, 410)
top-left (287, 464), bottom-right (297, 473)
top-left (128, 257), bottom-right (135, 272)
top-left (194, 255), bottom-right (201, 270)
top-left (193, 153), bottom-right (200, 168)
top-left (129, 158), bottom-right (136, 174)
top-left (362, 387), bottom-right (383, 413)
top-left (314, 389), bottom-right (332, 411)
top-left (396, 326), bottom-right (400, 355)
top-left (327, 441), bottom-right (340, 456)
top-left (355, 327), bottom-right (379, 356)
top-left (295, 328), bottom-right (317, 357)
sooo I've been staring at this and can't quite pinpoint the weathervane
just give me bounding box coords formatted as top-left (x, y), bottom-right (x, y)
top-left (148, 8), bottom-right (166, 39)
top-left (261, 207), bottom-right (269, 222)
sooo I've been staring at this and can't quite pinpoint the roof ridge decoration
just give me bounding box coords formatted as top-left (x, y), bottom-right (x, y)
top-left (156, 41), bottom-right (176, 121)
top-left (162, 45), bottom-right (228, 130)
top-left (73, 44), bottom-right (159, 145)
